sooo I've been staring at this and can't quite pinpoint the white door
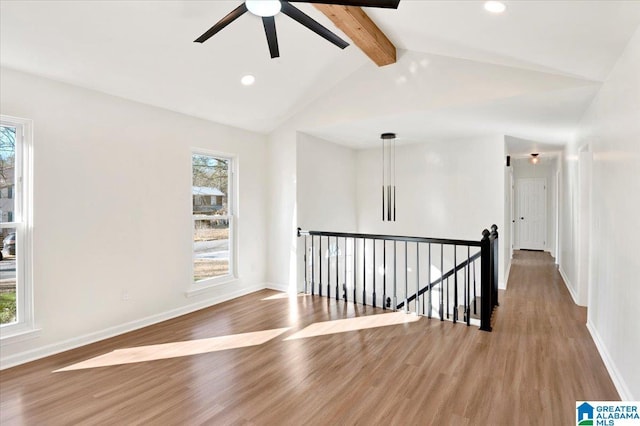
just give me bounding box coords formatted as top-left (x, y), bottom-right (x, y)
top-left (516, 178), bottom-right (546, 250)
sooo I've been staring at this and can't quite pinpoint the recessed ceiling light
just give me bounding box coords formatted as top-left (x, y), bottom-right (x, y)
top-left (484, 1), bottom-right (506, 14)
top-left (241, 74), bottom-right (255, 86)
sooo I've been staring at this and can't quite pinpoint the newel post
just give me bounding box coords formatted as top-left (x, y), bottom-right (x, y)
top-left (480, 229), bottom-right (492, 332)
top-left (491, 224), bottom-right (499, 307)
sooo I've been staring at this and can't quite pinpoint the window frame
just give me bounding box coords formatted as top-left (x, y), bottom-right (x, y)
top-left (0, 115), bottom-right (35, 340)
top-left (189, 149), bottom-right (237, 292)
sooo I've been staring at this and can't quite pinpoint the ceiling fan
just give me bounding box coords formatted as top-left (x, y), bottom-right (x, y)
top-left (194, 0), bottom-right (400, 58)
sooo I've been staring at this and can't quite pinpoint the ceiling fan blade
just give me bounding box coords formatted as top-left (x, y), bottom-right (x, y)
top-left (262, 16), bottom-right (280, 58)
top-left (194, 3), bottom-right (248, 43)
top-left (281, 3), bottom-right (349, 49)
top-left (287, 0), bottom-right (400, 9)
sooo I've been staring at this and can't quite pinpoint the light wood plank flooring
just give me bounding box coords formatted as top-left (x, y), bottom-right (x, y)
top-left (0, 251), bottom-right (618, 424)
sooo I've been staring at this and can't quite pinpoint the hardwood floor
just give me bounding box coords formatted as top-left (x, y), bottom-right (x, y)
top-left (0, 251), bottom-right (618, 425)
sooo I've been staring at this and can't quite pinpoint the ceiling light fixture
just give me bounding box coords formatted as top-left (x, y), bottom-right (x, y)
top-left (484, 1), bottom-right (506, 14)
top-left (246, 0), bottom-right (282, 17)
top-left (194, 1), bottom-right (401, 60)
top-left (530, 153), bottom-right (540, 165)
top-left (240, 74), bottom-right (256, 86)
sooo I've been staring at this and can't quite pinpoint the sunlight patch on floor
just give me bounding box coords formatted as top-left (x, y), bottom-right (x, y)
top-left (261, 292), bottom-right (306, 300)
top-left (54, 327), bottom-right (291, 372)
top-left (284, 312), bottom-right (420, 341)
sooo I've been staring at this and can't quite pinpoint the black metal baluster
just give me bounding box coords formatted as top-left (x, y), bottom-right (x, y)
top-left (353, 237), bottom-right (357, 304)
top-left (319, 236), bottom-right (322, 297)
top-left (416, 243), bottom-right (420, 315)
top-left (446, 276), bottom-right (450, 319)
top-left (311, 236), bottom-right (315, 296)
top-left (363, 239), bottom-right (367, 305)
top-left (383, 240), bottom-right (386, 310)
top-left (304, 236), bottom-right (308, 294)
top-left (404, 241), bottom-right (408, 313)
top-left (336, 237), bottom-right (339, 301)
top-left (343, 237), bottom-right (347, 302)
top-left (327, 237), bottom-right (331, 299)
top-left (453, 245), bottom-right (457, 324)
top-left (440, 244), bottom-right (444, 321)
top-left (373, 239), bottom-right (377, 308)
top-left (428, 243), bottom-right (432, 318)
top-left (473, 257), bottom-right (477, 315)
top-left (463, 247), bottom-right (467, 323)
top-left (467, 246), bottom-right (471, 326)
top-left (393, 241), bottom-right (397, 310)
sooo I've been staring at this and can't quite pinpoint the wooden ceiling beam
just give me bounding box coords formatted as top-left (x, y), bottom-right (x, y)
top-left (314, 4), bottom-right (396, 67)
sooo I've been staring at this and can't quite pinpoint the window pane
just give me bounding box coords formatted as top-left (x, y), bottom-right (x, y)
top-left (194, 219), bottom-right (229, 281)
top-left (192, 155), bottom-right (228, 216)
top-left (0, 125), bottom-right (16, 223)
top-left (0, 227), bottom-right (17, 325)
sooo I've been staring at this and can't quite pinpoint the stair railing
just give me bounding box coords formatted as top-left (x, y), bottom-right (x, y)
top-left (297, 226), bottom-right (499, 331)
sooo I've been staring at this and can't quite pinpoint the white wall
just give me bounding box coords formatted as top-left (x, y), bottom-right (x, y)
top-left (0, 68), bottom-right (269, 367)
top-left (560, 146), bottom-right (580, 302)
top-left (297, 133), bottom-right (358, 232)
top-left (512, 156), bottom-right (559, 258)
top-left (265, 127), bottom-right (298, 292)
top-left (561, 26), bottom-right (640, 400)
top-left (560, 145), bottom-right (593, 307)
top-left (355, 136), bottom-right (506, 287)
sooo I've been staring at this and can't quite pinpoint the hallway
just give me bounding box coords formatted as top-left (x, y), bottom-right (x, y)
top-left (0, 252), bottom-right (619, 425)
top-left (483, 250), bottom-right (619, 422)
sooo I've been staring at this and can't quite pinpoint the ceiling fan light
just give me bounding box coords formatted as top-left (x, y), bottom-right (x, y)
top-left (241, 74), bottom-right (256, 86)
top-left (484, 1), bottom-right (506, 14)
top-left (246, 0), bottom-right (282, 17)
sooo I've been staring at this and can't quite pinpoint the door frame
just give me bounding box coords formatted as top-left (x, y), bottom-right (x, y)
top-left (509, 168), bottom-right (515, 258)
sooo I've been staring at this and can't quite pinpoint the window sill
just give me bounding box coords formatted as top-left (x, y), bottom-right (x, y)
top-left (0, 327), bottom-right (41, 345)
top-left (185, 275), bottom-right (238, 298)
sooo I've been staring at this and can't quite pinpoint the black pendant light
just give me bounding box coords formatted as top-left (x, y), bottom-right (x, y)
top-left (381, 132), bottom-right (396, 221)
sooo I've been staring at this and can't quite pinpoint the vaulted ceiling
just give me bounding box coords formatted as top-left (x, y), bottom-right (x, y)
top-left (2, 1), bottom-right (640, 150)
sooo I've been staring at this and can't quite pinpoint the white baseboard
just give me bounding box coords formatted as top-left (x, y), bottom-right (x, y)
top-left (500, 260), bottom-right (511, 290)
top-left (0, 283), bottom-right (268, 370)
top-left (264, 282), bottom-right (291, 293)
top-left (558, 266), bottom-right (579, 305)
top-left (586, 321), bottom-right (635, 401)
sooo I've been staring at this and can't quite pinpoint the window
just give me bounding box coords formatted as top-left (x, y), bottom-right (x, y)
top-left (192, 152), bottom-right (235, 284)
top-left (0, 115), bottom-right (33, 337)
